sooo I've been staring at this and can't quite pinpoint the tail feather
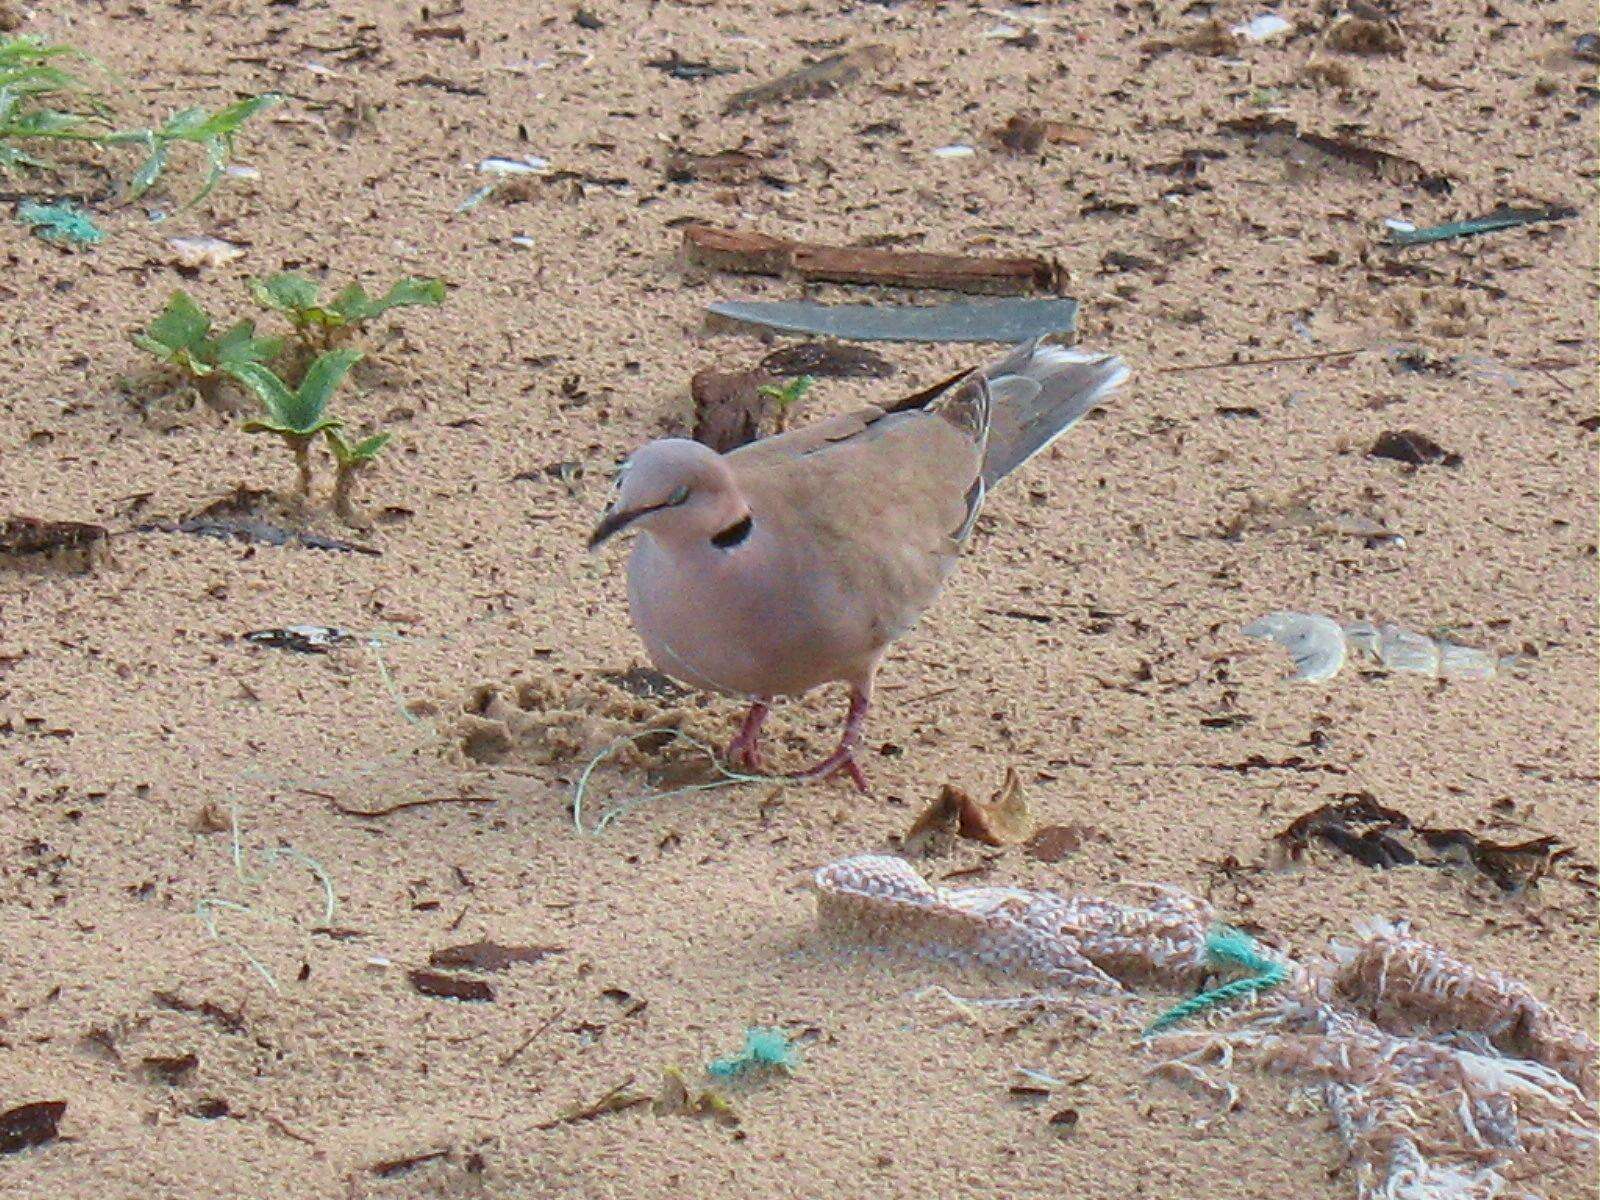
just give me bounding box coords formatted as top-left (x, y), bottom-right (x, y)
top-left (975, 340), bottom-right (1128, 485)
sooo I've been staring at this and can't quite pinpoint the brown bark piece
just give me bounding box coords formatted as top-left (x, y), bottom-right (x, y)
top-left (682, 225), bottom-right (1060, 295)
top-left (722, 45), bottom-right (894, 114)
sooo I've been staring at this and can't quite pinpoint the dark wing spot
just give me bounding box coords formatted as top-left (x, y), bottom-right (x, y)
top-left (712, 514), bottom-right (754, 548)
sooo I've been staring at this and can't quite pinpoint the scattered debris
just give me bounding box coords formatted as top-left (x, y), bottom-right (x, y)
top-left (140, 515), bottom-right (379, 555)
top-left (1220, 116), bottom-right (1449, 193)
top-left (1575, 33), bottom-right (1600, 64)
top-left (654, 1066), bottom-right (740, 1127)
top-left (707, 1027), bottom-right (800, 1077)
top-left (1221, 496), bottom-right (1403, 548)
top-left (168, 235), bottom-right (244, 269)
top-left (706, 298), bottom-right (1078, 343)
top-left (17, 200), bottom-right (104, 248)
top-left (905, 768), bottom-right (1032, 855)
top-left (1232, 14), bottom-right (1292, 42)
top-left (459, 155), bottom-right (552, 211)
top-left (759, 341), bottom-right (894, 380)
top-left (597, 667), bottom-right (691, 701)
top-left (990, 114), bottom-right (1096, 154)
top-left (0, 1100), bottom-right (65, 1155)
top-left (664, 148), bottom-right (765, 184)
top-left (646, 51), bottom-right (736, 80)
top-left (930, 143), bottom-right (975, 159)
top-left (536, 1078), bottom-right (651, 1129)
top-left (1384, 204), bottom-right (1578, 246)
top-left (0, 515), bottom-right (109, 569)
top-left (1274, 795), bottom-right (1569, 891)
top-left (428, 941), bottom-right (562, 972)
top-left (691, 367), bottom-right (774, 453)
top-left (242, 625), bottom-right (352, 654)
top-left (1243, 612), bottom-right (1521, 682)
top-left (683, 224), bottom-right (1062, 295)
top-left (371, 1149), bottom-right (450, 1178)
top-left (1367, 429), bottom-right (1461, 467)
top-left (143, 1052), bottom-right (199, 1084)
top-left (408, 968), bottom-right (494, 1002)
top-left (1025, 824), bottom-right (1096, 863)
top-left (722, 45), bottom-right (893, 114)
top-left (1325, 13), bottom-right (1404, 56)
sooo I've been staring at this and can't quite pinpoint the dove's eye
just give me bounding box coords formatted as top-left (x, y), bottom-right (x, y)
top-left (668, 485), bottom-right (691, 506)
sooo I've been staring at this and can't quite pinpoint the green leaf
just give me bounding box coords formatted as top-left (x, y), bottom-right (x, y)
top-left (210, 320), bottom-right (283, 367)
top-left (143, 290), bottom-right (212, 352)
top-left (126, 140), bottom-right (169, 199)
top-left (157, 105), bottom-right (210, 140)
top-left (224, 360), bottom-right (299, 427)
top-left (250, 272), bottom-right (323, 318)
top-left (329, 277), bottom-right (446, 322)
top-left (188, 93), bottom-right (279, 141)
top-left (327, 428), bottom-right (391, 466)
top-left (292, 348), bottom-right (363, 427)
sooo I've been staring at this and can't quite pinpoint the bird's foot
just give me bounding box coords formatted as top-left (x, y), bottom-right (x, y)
top-left (789, 749), bottom-right (870, 794)
top-left (724, 734), bottom-right (764, 773)
top-left (724, 699), bottom-right (770, 774)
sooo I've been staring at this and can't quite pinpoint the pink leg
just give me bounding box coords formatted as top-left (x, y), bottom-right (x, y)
top-left (790, 686), bottom-right (871, 793)
top-left (725, 699), bottom-right (770, 771)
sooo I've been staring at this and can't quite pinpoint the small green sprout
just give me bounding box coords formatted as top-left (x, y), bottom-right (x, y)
top-left (0, 36), bottom-right (104, 174)
top-left (324, 427), bottom-right (392, 528)
top-left (757, 374), bottom-right (815, 433)
top-left (101, 93), bottom-right (279, 210)
top-left (227, 349), bottom-right (362, 496)
top-left (132, 290), bottom-right (283, 404)
top-left (249, 272), bottom-right (446, 348)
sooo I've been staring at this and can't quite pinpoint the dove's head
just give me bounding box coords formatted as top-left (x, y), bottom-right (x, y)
top-left (588, 438), bottom-right (749, 551)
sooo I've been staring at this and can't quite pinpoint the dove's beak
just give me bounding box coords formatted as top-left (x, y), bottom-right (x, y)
top-left (587, 504), bottom-right (658, 551)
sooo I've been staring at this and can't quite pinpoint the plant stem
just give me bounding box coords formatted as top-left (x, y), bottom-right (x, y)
top-left (332, 463), bottom-right (367, 528)
top-left (290, 436), bottom-right (313, 496)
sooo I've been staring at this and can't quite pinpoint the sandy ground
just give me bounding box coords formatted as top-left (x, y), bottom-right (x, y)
top-left (1, 1), bottom-right (1595, 1196)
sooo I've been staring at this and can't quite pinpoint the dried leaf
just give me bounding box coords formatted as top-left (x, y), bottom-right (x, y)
top-left (1025, 824), bottom-right (1093, 863)
top-left (0, 1101), bottom-right (65, 1155)
top-left (408, 969), bottom-right (494, 1001)
top-left (906, 768), bottom-right (1032, 854)
top-left (428, 941), bottom-right (563, 972)
top-left (653, 1066), bottom-right (741, 1127)
top-left (1368, 429), bottom-right (1461, 467)
top-left (759, 342), bottom-right (895, 380)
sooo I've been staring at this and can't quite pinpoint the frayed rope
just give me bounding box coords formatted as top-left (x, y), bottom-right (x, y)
top-left (1144, 926), bottom-right (1288, 1035)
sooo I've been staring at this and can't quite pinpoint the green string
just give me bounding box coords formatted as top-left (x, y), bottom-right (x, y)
top-left (571, 727), bottom-right (776, 836)
top-left (1143, 926), bottom-right (1288, 1035)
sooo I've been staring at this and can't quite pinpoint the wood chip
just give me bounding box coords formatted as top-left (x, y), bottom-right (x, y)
top-left (0, 515), bottom-right (108, 559)
top-left (536, 1078), bottom-right (651, 1129)
top-left (684, 225), bottom-right (1061, 295)
top-left (408, 969), bottom-right (494, 1002)
top-left (723, 45), bottom-right (893, 114)
top-left (990, 114), bottom-right (1097, 154)
top-left (372, 1149), bottom-right (450, 1177)
top-left (428, 941), bottom-right (563, 972)
top-left (0, 1101), bottom-right (65, 1154)
top-left (1368, 429), bottom-right (1461, 467)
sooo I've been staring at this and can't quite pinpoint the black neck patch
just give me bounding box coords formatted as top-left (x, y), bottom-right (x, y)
top-left (711, 514), bottom-right (753, 549)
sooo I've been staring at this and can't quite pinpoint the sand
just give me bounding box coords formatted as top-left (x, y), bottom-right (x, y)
top-left (1, 1), bottom-right (1595, 1196)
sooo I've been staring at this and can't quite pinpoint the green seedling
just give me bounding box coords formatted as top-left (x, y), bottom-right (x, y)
top-left (757, 374), bottom-right (815, 433)
top-left (227, 349), bottom-right (361, 496)
top-left (0, 36), bottom-right (104, 174)
top-left (324, 427), bottom-right (392, 528)
top-left (101, 93), bottom-right (279, 210)
top-left (249, 272), bottom-right (446, 348)
top-left (132, 290), bottom-right (283, 405)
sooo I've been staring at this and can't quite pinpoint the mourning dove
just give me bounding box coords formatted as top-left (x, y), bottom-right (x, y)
top-left (589, 338), bottom-right (1129, 790)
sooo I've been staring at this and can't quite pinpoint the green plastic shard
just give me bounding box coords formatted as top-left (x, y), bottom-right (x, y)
top-left (1386, 205), bottom-right (1577, 247)
top-left (17, 199), bottom-right (104, 247)
top-left (706, 1027), bottom-right (800, 1077)
top-left (706, 297), bottom-right (1079, 343)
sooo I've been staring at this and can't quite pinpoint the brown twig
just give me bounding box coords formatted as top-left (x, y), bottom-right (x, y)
top-left (315, 792), bottom-right (496, 818)
top-left (1157, 348), bottom-right (1366, 374)
top-left (499, 1005), bottom-right (568, 1068)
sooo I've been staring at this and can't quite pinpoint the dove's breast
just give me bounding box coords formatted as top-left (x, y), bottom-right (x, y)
top-left (624, 522), bottom-right (890, 700)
